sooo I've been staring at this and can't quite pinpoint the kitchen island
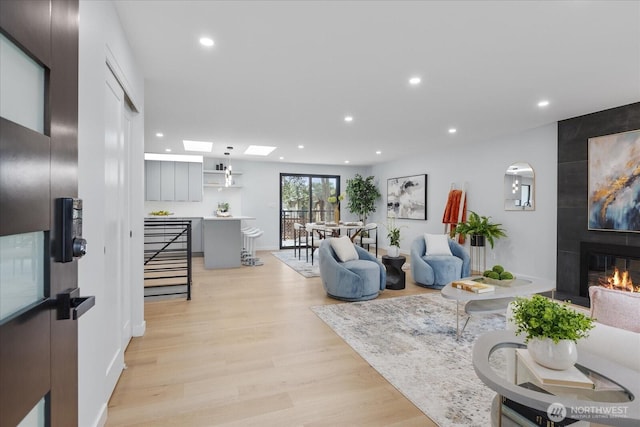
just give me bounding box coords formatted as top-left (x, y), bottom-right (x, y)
top-left (203, 216), bottom-right (255, 269)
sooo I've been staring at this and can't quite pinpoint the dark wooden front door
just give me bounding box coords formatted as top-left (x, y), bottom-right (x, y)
top-left (0, 1), bottom-right (81, 425)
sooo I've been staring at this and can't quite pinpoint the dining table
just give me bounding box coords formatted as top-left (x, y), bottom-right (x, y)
top-left (306, 222), bottom-right (365, 264)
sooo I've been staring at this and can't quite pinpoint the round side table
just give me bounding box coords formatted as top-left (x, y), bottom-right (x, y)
top-left (382, 255), bottom-right (406, 290)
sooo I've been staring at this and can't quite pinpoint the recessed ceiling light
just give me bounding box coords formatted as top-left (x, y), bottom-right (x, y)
top-left (537, 100), bottom-right (550, 108)
top-left (376, 150), bottom-right (382, 155)
top-left (409, 76), bottom-right (421, 85)
top-left (279, 156), bottom-right (284, 160)
top-left (183, 140), bottom-right (213, 152)
top-left (199, 37), bottom-right (214, 47)
top-left (344, 116), bottom-right (353, 123)
top-left (165, 148), bottom-right (171, 152)
top-left (344, 160), bottom-right (350, 164)
top-left (156, 132), bottom-right (164, 137)
top-left (298, 145), bottom-right (304, 149)
top-left (448, 128), bottom-right (457, 134)
top-left (244, 145), bottom-right (277, 156)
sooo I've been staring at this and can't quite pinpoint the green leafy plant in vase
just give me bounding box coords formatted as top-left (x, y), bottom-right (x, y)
top-left (385, 218), bottom-right (402, 257)
top-left (510, 295), bottom-right (595, 370)
top-left (455, 211), bottom-right (507, 248)
top-left (327, 190), bottom-right (345, 223)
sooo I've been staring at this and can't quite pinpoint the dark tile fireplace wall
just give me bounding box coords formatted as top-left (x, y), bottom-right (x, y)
top-left (557, 102), bottom-right (640, 307)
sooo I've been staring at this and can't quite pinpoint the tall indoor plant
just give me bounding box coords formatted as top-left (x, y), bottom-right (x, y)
top-left (455, 211), bottom-right (507, 248)
top-left (511, 295), bottom-right (594, 370)
top-left (346, 174), bottom-right (381, 224)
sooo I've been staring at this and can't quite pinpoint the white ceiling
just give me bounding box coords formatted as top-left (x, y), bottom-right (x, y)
top-left (114, 0), bottom-right (640, 166)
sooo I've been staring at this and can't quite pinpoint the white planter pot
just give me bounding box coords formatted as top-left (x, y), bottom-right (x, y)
top-left (527, 337), bottom-right (578, 370)
top-left (387, 246), bottom-right (400, 257)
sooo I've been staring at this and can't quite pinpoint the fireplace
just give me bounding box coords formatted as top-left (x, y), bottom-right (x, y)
top-left (580, 242), bottom-right (640, 299)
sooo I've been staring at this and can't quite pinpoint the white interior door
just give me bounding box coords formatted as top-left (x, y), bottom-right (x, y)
top-left (121, 104), bottom-right (132, 349)
top-left (103, 67), bottom-right (126, 392)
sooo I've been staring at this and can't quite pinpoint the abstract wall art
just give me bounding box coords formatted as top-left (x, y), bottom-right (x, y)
top-left (387, 174), bottom-right (427, 220)
top-left (588, 129), bottom-right (640, 232)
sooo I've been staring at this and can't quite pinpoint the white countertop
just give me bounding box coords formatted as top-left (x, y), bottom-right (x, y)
top-left (202, 216), bottom-right (255, 220)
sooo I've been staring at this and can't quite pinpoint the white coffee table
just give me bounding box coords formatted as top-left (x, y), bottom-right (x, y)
top-left (440, 275), bottom-right (556, 339)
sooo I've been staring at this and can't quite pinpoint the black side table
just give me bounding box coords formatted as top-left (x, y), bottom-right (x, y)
top-left (382, 255), bottom-right (406, 290)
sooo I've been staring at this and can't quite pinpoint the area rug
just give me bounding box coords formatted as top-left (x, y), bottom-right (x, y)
top-left (271, 250), bottom-right (320, 278)
top-left (311, 293), bottom-right (505, 427)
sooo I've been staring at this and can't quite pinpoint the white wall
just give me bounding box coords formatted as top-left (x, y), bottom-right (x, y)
top-left (78, 1), bottom-right (145, 426)
top-left (369, 123), bottom-right (558, 280)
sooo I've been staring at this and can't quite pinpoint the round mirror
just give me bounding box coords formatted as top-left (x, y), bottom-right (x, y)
top-left (504, 162), bottom-right (534, 211)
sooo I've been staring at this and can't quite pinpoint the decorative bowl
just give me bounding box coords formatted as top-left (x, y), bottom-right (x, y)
top-left (481, 277), bottom-right (516, 286)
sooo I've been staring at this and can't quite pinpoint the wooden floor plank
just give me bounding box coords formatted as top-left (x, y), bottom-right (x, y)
top-left (107, 251), bottom-right (438, 426)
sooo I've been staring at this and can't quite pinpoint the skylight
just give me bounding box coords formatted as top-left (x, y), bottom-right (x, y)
top-left (183, 140), bottom-right (213, 152)
top-left (244, 145), bottom-right (277, 156)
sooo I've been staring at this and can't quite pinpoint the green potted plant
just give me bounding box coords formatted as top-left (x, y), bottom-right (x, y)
top-left (385, 218), bottom-right (402, 257)
top-left (346, 174), bottom-right (381, 224)
top-left (510, 295), bottom-right (595, 370)
top-left (455, 211), bottom-right (507, 248)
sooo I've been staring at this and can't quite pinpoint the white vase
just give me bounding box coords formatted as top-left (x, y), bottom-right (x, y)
top-left (527, 337), bottom-right (578, 370)
top-left (387, 246), bottom-right (400, 257)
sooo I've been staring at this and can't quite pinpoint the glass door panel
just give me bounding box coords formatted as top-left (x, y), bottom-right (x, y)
top-left (280, 175), bottom-right (310, 248)
top-left (0, 33), bottom-right (45, 134)
top-left (17, 396), bottom-right (46, 427)
top-left (0, 232), bottom-right (45, 322)
top-left (279, 174), bottom-right (339, 249)
top-left (311, 177), bottom-right (338, 223)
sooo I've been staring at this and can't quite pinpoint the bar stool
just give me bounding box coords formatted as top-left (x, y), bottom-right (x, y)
top-left (241, 227), bottom-right (259, 261)
top-left (243, 228), bottom-right (264, 266)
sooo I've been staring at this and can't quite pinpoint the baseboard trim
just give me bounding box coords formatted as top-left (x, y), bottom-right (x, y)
top-left (132, 320), bottom-right (146, 337)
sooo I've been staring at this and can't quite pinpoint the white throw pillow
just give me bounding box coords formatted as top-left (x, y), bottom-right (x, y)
top-left (330, 236), bottom-right (359, 262)
top-left (424, 233), bottom-right (453, 256)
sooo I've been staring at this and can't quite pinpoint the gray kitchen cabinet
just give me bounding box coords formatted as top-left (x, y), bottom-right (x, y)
top-left (174, 162), bottom-right (189, 201)
top-left (172, 217), bottom-right (203, 254)
top-left (188, 162), bottom-right (203, 201)
top-left (145, 160), bottom-right (161, 200)
top-left (190, 217), bottom-right (203, 254)
top-left (145, 160), bottom-right (203, 201)
top-left (160, 161), bottom-right (175, 201)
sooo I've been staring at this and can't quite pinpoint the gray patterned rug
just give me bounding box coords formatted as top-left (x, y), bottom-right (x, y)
top-left (271, 250), bottom-right (320, 278)
top-left (311, 293), bottom-right (506, 427)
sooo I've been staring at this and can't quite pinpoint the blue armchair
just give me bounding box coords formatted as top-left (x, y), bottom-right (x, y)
top-left (410, 235), bottom-right (470, 289)
top-left (319, 239), bottom-right (386, 301)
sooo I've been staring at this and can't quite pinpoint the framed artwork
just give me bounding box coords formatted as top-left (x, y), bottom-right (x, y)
top-left (387, 174), bottom-right (427, 220)
top-left (588, 129), bottom-right (640, 233)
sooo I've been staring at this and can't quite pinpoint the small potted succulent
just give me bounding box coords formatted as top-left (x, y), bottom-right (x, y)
top-left (510, 295), bottom-right (595, 370)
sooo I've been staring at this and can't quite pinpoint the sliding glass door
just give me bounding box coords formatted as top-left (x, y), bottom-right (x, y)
top-left (280, 174), bottom-right (340, 249)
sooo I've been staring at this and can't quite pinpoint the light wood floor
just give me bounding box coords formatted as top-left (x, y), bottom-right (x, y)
top-left (107, 251), bottom-right (439, 426)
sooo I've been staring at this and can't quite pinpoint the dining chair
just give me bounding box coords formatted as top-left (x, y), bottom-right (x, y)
top-left (355, 222), bottom-right (378, 257)
top-left (306, 223), bottom-right (325, 264)
top-left (293, 222), bottom-right (308, 260)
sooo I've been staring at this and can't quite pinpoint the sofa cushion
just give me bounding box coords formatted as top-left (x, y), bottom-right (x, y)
top-left (424, 233), bottom-right (453, 256)
top-left (589, 286), bottom-right (640, 333)
top-left (421, 254), bottom-right (462, 286)
top-left (330, 236), bottom-right (358, 262)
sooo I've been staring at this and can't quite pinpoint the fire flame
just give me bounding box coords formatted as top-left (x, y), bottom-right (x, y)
top-left (599, 267), bottom-right (639, 292)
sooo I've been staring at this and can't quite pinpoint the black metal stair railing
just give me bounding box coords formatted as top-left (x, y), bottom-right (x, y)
top-left (144, 219), bottom-right (192, 300)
